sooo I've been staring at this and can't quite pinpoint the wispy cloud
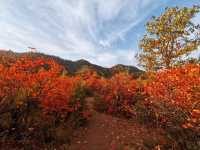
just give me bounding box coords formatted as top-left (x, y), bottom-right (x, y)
top-left (0, 0), bottom-right (198, 66)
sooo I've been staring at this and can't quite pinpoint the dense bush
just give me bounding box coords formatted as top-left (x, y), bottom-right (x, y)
top-left (143, 64), bottom-right (200, 149)
top-left (0, 54), bottom-right (199, 149)
top-left (0, 55), bottom-right (89, 148)
top-left (85, 72), bottom-right (138, 117)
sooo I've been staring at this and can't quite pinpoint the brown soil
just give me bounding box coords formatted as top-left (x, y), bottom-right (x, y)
top-left (68, 98), bottom-right (165, 150)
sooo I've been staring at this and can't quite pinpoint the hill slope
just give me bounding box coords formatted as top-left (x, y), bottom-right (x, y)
top-left (0, 50), bottom-right (143, 77)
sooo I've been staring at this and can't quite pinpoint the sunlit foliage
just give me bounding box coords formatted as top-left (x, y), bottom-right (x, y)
top-left (137, 6), bottom-right (200, 71)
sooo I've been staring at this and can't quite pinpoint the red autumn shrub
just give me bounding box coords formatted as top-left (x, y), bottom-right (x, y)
top-left (144, 64), bottom-right (200, 128)
top-left (0, 55), bottom-right (89, 148)
top-left (85, 72), bottom-right (109, 94)
top-left (104, 73), bottom-right (137, 116)
top-left (40, 75), bottom-right (89, 121)
top-left (143, 64), bottom-right (200, 148)
top-left (40, 76), bottom-right (76, 113)
top-left (85, 72), bottom-right (138, 116)
top-left (0, 55), bottom-right (63, 103)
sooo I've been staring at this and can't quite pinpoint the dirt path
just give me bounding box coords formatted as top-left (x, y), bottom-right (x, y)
top-left (68, 98), bottom-right (165, 150)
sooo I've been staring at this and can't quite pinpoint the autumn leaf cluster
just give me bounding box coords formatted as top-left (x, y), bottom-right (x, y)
top-left (144, 64), bottom-right (200, 132)
top-left (0, 54), bottom-right (199, 149)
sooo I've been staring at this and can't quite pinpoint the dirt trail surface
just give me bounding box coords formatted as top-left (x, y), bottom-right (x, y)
top-left (68, 98), bottom-right (165, 150)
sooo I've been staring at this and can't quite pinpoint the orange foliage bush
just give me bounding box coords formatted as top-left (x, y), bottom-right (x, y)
top-left (144, 64), bottom-right (200, 132)
top-left (105, 73), bottom-right (137, 116)
top-left (0, 55), bottom-right (88, 115)
top-left (0, 56), bottom-right (62, 101)
top-left (0, 55), bottom-right (89, 148)
top-left (1, 53), bottom-right (199, 148)
top-left (84, 72), bottom-right (138, 116)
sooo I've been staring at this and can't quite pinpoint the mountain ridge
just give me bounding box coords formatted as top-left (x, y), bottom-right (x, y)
top-left (0, 50), bottom-right (143, 78)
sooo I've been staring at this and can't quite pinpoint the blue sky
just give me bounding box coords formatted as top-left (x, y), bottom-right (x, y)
top-left (0, 0), bottom-right (200, 67)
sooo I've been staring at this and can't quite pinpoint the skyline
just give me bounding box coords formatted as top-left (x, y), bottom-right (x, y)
top-left (0, 0), bottom-right (200, 67)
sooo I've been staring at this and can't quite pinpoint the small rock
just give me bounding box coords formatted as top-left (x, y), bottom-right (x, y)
top-left (116, 136), bottom-right (120, 140)
top-left (83, 140), bottom-right (88, 143)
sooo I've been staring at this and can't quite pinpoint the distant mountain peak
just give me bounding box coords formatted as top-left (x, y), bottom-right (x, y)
top-left (76, 59), bottom-right (90, 64)
top-left (0, 50), bottom-right (144, 78)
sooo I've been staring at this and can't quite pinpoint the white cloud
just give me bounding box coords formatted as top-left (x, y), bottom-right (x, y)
top-left (75, 49), bottom-right (137, 67)
top-left (193, 11), bottom-right (200, 24)
top-left (0, 0), bottom-right (167, 66)
top-left (95, 0), bottom-right (127, 21)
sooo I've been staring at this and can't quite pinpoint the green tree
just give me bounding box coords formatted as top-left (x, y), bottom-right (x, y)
top-left (137, 6), bottom-right (200, 71)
